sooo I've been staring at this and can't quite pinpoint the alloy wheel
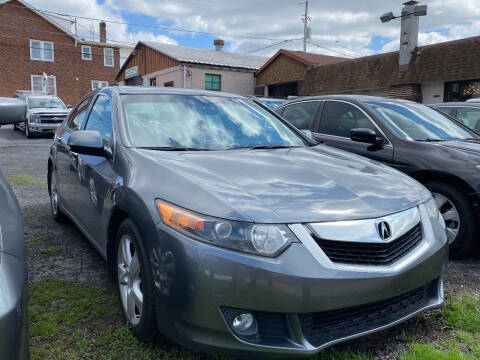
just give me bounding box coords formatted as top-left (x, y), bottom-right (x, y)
top-left (50, 171), bottom-right (59, 216)
top-left (433, 192), bottom-right (460, 244)
top-left (117, 234), bottom-right (143, 326)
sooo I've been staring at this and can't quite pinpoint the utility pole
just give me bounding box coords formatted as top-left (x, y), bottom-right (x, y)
top-left (302, 1), bottom-right (310, 52)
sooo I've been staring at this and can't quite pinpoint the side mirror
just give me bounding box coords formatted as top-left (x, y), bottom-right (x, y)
top-left (301, 129), bottom-right (314, 139)
top-left (0, 97), bottom-right (26, 125)
top-left (350, 128), bottom-right (383, 145)
top-left (67, 130), bottom-right (111, 158)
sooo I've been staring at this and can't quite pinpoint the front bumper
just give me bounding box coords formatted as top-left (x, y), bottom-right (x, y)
top-left (149, 206), bottom-right (447, 359)
top-left (27, 122), bottom-right (61, 133)
top-left (0, 253), bottom-right (29, 360)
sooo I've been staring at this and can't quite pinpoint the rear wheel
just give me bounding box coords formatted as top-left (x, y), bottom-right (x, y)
top-left (425, 182), bottom-right (477, 258)
top-left (115, 219), bottom-right (157, 341)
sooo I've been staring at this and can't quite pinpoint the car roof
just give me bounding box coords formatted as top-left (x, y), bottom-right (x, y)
top-left (279, 94), bottom-right (416, 107)
top-left (105, 86), bottom-right (245, 98)
top-left (430, 102), bottom-right (480, 107)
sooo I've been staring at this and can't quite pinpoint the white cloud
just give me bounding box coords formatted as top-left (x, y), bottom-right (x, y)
top-left (23, 0), bottom-right (480, 58)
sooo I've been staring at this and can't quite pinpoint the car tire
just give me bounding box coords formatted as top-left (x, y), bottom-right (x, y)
top-left (115, 219), bottom-right (158, 341)
top-left (425, 181), bottom-right (477, 258)
top-left (25, 121), bottom-right (32, 138)
top-left (49, 169), bottom-right (66, 222)
top-left (13, 124), bottom-right (19, 131)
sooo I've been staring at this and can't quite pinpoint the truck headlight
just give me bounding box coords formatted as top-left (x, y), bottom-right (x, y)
top-left (29, 114), bottom-right (36, 123)
top-left (156, 200), bottom-right (298, 257)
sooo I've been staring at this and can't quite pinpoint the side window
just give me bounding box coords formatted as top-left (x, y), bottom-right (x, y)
top-left (84, 95), bottom-right (113, 146)
top-left (282, 102), bottom-right (319, 130)
top-left (457, 107), bottom-right (480, 132)
top-left (436, 106), bottom-right (455, 117)
top-left (319, 101), bottom-right (377, 138)
top-left (67, 97), bottom-right (92, 131)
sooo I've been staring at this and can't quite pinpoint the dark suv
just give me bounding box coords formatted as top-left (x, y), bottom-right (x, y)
top-left (276, 95), bottom-right (480, 257)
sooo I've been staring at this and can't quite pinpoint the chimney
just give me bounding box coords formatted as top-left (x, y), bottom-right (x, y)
top-left (399, 1), bottom-right (426, 71)
top-left (214, 39), bottom-right (224, 52)
top-left (99, 21), bottom-right (106, 43)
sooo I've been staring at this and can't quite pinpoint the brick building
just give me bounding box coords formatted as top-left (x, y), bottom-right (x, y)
top-left (300, 36), bottom-right (480, 104)
top-left (0, 0), bottom-right (124, 106)
top-left (255, 49), bottom-right (346, 98)
top-left (115, 41), bottom-right (267, 96)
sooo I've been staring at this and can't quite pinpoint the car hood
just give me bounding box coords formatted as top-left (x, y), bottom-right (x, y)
top-left (133, 146), bottom-right (430, 224)
top-left (28, 108), bottom-right (68, 114)
top-left (435, 139), bottom-right (480, 155)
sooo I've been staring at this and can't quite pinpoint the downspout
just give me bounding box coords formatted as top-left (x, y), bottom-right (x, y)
top-left (183, 65), bottom-right (187, 88)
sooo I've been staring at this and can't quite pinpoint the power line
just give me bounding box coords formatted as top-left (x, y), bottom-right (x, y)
top-left (1, 2), bottom-right (299, 41)
top-left (307, 40), bottom-right (355, 58)
top-left (245, 38), bottom-right (303, 54)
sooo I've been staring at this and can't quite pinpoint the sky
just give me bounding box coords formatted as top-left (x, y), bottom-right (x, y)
top-left (23, 0), bottom-right (480, 59)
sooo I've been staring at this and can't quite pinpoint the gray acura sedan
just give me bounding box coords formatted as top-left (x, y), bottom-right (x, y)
top-left (48, 87), bottom-right (447, 359)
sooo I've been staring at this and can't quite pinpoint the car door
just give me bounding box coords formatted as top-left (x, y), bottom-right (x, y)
top-left (279, 101), bottom-right (321, 131)
top-left (314, 100), bottom-right (394, 162)
top-left (71, 94), bottom-right (116, 252)
top-left (456, 107), bottom-right (480, 133)
top-left (55, 96), bottom-right (93, 212)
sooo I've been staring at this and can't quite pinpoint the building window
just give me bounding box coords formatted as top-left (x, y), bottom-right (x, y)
top-left (31, 75), bottom-right (56, 95)
top-left (205, 74), bottom-right (221, 91)
top-left (163, 81), bottom-right (174, 87)
top-left (30, 40), bottom-right (54, 62)
top-left (104, 48), bottom-right (114, 67)
top-left (91, 80), bottom-right (108, 90)
top-left (81, 45), bottom-right (92, 60)
top-left (150, 78), bottom-right (157, 86)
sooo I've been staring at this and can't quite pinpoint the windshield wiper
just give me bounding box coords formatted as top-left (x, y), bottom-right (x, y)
top-left (139, 146), bottom-right (215, 151)
top-left (415, 139), bottom-right (446, 142)
top-left (234, 144), bottom-right (302, 150)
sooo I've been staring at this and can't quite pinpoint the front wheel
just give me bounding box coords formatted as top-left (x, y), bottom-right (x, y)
top-left (49, 169), bottom-right (66, 222)
top-left (25, 121), bottom-right (32, 138)
top-left (425, 182), bottom-right (477, 258)
top-left (115, 219), bottom-right (157, 341)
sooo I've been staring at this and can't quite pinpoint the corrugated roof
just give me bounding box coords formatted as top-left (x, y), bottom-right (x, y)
top-left (142, 41), bottom-right (267, 70)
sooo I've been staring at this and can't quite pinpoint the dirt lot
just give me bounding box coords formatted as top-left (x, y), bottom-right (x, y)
top-left (0, 126), bottom-right (479, 360)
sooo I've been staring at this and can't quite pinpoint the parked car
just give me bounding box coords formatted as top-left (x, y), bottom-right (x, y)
top-left (430, 102), bottom-right (480, 133)
top-left (0, 98), bottom-right (29, 360)
top-left (13, 92), bottom-right (69, 138)
top-left (48, 87), bottom-right (447, 359)
top-left (276, 95), bottom-right (480, 258)
top-left (250, 97), bottom-right (287, 110)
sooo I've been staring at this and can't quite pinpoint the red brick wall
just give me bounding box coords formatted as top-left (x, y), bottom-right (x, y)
top-left (0, 0), bottom-right (120, 106)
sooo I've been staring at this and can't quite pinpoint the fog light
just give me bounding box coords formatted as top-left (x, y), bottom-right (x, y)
top-left (232, 313), bottom-right (254, 332)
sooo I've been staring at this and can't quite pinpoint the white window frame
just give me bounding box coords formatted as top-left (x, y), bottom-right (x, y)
top-left (91, 80), bottom-right (108, 91)
top-left (30, 39), bottom-right (54, 62)
top-left (81, 45), bottom-right (92, 60)
top-left (103, 48), bottom-right (114, 67)
top-left (31, 74), bottom-right (57, 95)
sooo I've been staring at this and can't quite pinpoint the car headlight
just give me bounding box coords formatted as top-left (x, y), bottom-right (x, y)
top-left (29, 114), bottom-right (36, 123)
top-left (476, 165), bottom-right (480, 172)
top-left (156, 200), bottom-right (298, 257)
top-left (425, 197), bottom-right (446, 230)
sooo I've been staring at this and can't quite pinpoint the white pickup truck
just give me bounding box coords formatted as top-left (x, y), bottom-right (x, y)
top-left (13, 93), bottom-right (70, 138)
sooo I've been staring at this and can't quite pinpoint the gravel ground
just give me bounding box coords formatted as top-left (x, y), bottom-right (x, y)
top-left (0, 126), bottom-right (479, 359)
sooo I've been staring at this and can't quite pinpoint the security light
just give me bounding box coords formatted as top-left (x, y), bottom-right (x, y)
top-left (413, 5), bottom-right (427, 17)
top-left (380, 11), bottom-right (394, 23)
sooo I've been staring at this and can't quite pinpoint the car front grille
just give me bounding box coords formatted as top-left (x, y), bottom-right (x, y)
top-left (313, 223), bottom-right (422, 266)
top-left (299, 282), bottom-right (429, 347)
top-left (37, 114), bottom-right (67, 124)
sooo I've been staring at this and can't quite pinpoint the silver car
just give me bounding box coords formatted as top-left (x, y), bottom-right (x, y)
top-left (48, 87), bottom-right (447, 359)
top-left (0, 98), bottom-right (29, 360)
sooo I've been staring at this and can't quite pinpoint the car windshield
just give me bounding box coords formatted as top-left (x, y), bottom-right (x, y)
top-left (27, 97), bottom-right (66, 109)
top-left (366, 101), bottom-right (478, 141)
top-left (258, 99), bottom-right (287, 110)
top-left (121, 94), bottom-right (307, 149)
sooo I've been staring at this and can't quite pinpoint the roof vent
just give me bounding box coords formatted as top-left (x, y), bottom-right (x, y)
top-left (214, 39), bottom-right (225, 52)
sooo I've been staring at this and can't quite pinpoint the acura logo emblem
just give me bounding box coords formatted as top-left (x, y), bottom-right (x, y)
top-left (377, 221), bottom-right (392, 241)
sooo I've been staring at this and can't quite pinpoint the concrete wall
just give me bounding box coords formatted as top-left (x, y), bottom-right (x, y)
top-left (422, 81), bottom-right (444, 104)
top-left (145, 65), bottom-right (256, 95)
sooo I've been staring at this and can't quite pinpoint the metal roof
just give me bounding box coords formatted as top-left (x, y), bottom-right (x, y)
top-left (142, 41), bottom-right (267, 70)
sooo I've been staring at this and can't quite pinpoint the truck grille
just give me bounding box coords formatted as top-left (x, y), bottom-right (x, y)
top-left (299, 282), bottom-right (429, 347)
top-left (37, 114), bottom-right (67, 124)
top-left (313, 223), bottom-right (422, 266)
